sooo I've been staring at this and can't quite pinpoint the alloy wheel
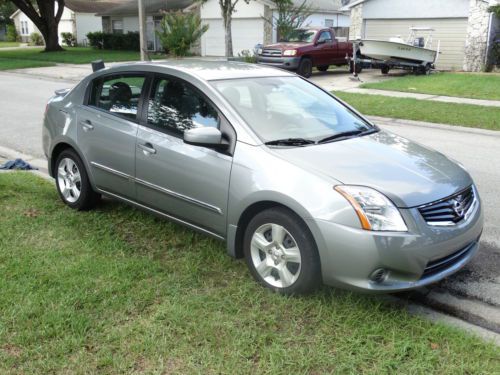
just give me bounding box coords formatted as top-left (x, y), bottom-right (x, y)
top-left (250, 223), bottom-right (302, 288)
top-left (57, 157), bottom-right (82, 203)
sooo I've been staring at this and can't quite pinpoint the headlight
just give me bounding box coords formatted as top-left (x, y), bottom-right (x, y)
top-left (335, 185), bottom-right (408, 232)
top-left (283, 49), bottom-right (297, 56)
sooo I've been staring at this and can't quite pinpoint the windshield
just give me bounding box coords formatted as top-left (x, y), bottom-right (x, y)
top-left (283, 29), bottom-right (317, 43)
top-left (211, 76), bottom-right (373, 144)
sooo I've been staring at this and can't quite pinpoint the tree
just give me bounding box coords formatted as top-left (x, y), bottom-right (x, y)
top-left (1, 0), bottom-right (65, 51)
top-left (156, 11), bottom-right (208, 57)
top-left (266, 0), bottom-right (312, 41)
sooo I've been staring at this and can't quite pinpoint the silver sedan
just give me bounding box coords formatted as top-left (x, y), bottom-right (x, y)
top-left (42, 61), bottom-right (483, 294)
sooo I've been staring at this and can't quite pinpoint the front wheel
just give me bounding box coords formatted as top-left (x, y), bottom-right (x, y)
top-left (55, 149), bottom-right (100, 210)
top-left (243, 207), bottom-right (321, 294)
top-left (297, 58), bottom-right (313, 78)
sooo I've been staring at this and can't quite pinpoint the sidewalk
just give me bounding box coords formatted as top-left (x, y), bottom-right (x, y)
top-left (340, 87), bottom-right (500, 108)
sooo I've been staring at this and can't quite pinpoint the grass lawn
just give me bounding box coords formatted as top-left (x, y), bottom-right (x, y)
top-left (0, 172), bottom-right (499, 374)
top-left (360, 72), bottom-right (500, 101)
top-left (335, 92), bottom-right (500, 131)
top-left (0, 47), bottom-right (166, 71)
top-left (0, 42), bottom-right (20, 48)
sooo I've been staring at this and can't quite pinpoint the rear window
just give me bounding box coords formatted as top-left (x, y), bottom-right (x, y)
top-left (88, 75), bottom-right (146, 120)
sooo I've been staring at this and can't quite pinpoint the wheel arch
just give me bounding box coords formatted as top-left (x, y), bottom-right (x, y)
top-left (229, 199), bottom-right (317, 260)
top-left (49, 140), bottom-right (94, 188)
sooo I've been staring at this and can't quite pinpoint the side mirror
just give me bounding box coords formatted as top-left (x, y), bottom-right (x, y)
top-left (184, 127), bottom-right (225, 148)
top-left (316, 39), bottom-right (325, 45)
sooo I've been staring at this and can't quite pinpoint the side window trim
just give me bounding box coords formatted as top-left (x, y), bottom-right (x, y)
top-left (84, 72), bottom-right (152, 124)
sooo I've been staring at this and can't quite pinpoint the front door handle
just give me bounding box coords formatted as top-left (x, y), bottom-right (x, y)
top-left (80, 120), bottom-right (94, 132)
top-left (138, 143), bottom-right (157, 155)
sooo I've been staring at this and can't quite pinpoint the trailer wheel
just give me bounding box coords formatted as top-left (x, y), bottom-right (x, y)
top-left (381, 66), bottom-right (390, 75)
top-left (349, 61), bottom-right (362, 74)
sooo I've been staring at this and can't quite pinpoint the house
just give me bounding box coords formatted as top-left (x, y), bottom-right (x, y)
top-left (200, 0), bottom-right (351, 56)
top-left (98, 0), bottom-right (350, 55)
top-left (98, 0), bottom-right (192, 52)
top-left (9, 0), bottom-right (119, 46)
top-left (342, 0), bottom-right (500, 71)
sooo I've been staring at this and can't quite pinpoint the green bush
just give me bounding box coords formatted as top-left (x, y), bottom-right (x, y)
top-left (156, 11), bottom-right (208, 57)
top-left (86, 31), bottom-right (139, 50)
top-left (6, 24), bottom-right (19, 42)
top-left (29, 32), bottom-right (44, 46)
top-left (61, 32), bottom-right (76, 47)
top-left (237, 49), bottom-right (257, 63)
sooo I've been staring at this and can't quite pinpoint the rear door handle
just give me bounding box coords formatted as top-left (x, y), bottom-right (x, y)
top-left (80, 120), bottom-right (94, 132)
top-left (138, 143), bottom-right (156, 155)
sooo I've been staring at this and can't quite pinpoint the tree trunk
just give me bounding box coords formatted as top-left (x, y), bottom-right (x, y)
top-left (223, 10), bottom-right (233, 57)
top-left (41, 23), bottom-right (63, 52)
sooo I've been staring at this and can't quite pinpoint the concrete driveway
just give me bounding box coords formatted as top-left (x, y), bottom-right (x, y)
top-left (0, 70), bottom-right (499, 334)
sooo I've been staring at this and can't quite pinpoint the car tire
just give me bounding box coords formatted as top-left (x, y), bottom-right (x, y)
top-left (243, 207), bottom-right (321, 295)
top-left (297, 58), bottom-right (313, 78)
top-left (381, 66), bottom-right (390, 75)
top-left (55, 149), bottom-right (100, 211)
top-left (317, 65), bottom-right (329, 72)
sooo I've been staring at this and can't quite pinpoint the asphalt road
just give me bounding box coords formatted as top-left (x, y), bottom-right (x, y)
top-left (1, 71), bottom-right (499, 332)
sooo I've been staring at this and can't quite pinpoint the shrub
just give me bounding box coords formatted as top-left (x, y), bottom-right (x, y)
top-left (6, 24), bottom-right (19, 42)
top-left (156, 11), bottom-right (208, 57)
top-left (87, 31), bottom-right (139, 51)
top-left (61, 32), bottom-right (76, 47)
top-left (29, 32), bottom-right (44, 46)
top-left (237, 49), bottom-right (257, 63)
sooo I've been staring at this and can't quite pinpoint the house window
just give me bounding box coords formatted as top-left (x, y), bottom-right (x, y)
top-left (324, 19), bottom-right (334, 28)
top-left (112, 20), bottom-right (123, 34)
top-left (20, 21), bottom-right (29, 35)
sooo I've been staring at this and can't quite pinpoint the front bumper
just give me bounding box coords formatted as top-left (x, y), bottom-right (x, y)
top-left (256, 56), bottom-right (301, 70)
top-left (306, 197), bottom-right (483, 293)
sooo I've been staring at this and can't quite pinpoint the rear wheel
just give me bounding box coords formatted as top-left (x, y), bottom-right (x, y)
top-left (381, 65), bottom-right (390, 74)
top-left (317, 65), bottom-right (329, 72)
top-left (297, 58), bottom-right (313, 78)
top-left (243, 207), bottom-right (321, 294)
top-left (55, 149), bottom-right (99, 210)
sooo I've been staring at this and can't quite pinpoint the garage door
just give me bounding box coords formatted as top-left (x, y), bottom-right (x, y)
top-left (364, 18), bottom-right (468, 70)
top-left (201, 18), bottom-right (265, 56)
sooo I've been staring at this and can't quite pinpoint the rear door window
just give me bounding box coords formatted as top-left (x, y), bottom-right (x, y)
top-left (88, 74), bottom-right (146, 121)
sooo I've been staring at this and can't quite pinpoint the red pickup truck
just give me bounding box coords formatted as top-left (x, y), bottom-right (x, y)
top-left (256, 27), bottom-right (353, 77)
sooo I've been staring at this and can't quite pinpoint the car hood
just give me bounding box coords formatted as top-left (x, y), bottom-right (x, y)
top-left (263, 42), bottom-right (307, 50)
top-left (272, 131), bottom-right (472, 208)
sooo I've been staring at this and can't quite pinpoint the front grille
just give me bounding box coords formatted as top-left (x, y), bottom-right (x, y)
top-left (261, 49), bottom-right (282, 57)
top-left (418, 186), bottom-right (475, 226)
top-left (421, 242), bottom-right (475, 278)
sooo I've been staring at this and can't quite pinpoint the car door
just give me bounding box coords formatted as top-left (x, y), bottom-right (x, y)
top-left (135, 75), bottom-right (234, 236)
top-left (77, 73), bottom-right (148, 198)
top-left (315, 30), bottom-right (335, 66)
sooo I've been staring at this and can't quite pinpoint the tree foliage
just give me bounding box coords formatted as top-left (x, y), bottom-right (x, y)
top-left (156, 11), bottom-right (208, 57)
top-left (266, 0), bottom-right (313, 41)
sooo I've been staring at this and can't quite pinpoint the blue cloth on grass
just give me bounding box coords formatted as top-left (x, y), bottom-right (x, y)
top-left (0, 158), bottom-right (38, 170)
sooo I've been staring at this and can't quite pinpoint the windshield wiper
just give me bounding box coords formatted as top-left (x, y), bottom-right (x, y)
top-left (264, 138), bottom-right (315, 146)
top-left (317, 127), bottom-right (378, 144)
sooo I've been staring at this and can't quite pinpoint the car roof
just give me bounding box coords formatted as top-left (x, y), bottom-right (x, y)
top-left (108, 59), bottom-right (295, 81)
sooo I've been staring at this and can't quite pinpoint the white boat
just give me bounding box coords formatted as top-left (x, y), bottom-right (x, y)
top-left (358, 27), bottom-right (439, 66)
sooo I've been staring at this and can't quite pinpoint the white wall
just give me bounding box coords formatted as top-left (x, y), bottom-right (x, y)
top-left (75, 13), bottom-right (102, 45)
top-left (362, 0), bottom-right (470, 19)
top-left (201, 0), bottom-right (265, 19)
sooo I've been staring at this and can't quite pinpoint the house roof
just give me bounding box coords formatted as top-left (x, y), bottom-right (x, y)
top-left (98, 0), bottom-right (193, 16)
top-left (340, 0), bottom-right (493, 10)
top-left (65, 0), bottom-right (126, 14)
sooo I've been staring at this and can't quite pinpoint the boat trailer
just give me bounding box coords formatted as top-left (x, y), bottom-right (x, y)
top-left (347, 41), bottom-right (439, 77)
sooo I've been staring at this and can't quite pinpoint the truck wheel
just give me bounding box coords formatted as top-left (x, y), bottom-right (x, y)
top-left (317, 65), bottom-right (329, 72)
top-left (298, 58), bottom-right (312, 78)
top-left (381, 66), bottom-right (390, 75)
